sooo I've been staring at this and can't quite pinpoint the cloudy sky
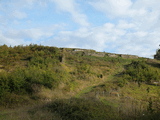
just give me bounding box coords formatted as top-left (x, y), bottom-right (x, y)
top-left (0, 0), bottom-right (160, 58)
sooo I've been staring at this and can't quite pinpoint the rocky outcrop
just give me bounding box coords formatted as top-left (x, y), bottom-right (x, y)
top-left (106, 53), bottom-right (119, 58)
top-left (120, 54), bottom-right (139, 59)
top-left (62, 48), bottom-right (139, 59)
top-left (85, 52), bottom-right (106, 57)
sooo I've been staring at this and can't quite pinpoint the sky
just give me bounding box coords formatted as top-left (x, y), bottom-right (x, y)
top-left (0, 0), bottom-right (160, 58)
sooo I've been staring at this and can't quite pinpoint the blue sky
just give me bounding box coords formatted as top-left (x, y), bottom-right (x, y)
top-left (0, 0), bottom-right (160, 58)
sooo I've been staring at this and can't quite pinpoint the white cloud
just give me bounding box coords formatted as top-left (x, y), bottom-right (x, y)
top-left (5, 29), bottom-right (51, 40)
top-left (12, 10), bottom-right (27, 19)
top-left (0, 31), bottom-right (25, 46)
top-left (44, 22), bottom-right (126, 51)
top-left (51, 0), bottom-right (89, 26)
top-left (44, 17), bottom-right (160, 58)
top-left (0, 24), bottom-right (63, 46)
top-left (87, 0), bottom-right (160, 58)
top-left (89, 0), bottom-right (133, 17)
top-left (23, 0), bottom-right (50, 7)
top-left (117, 20), bottom-right (135, 29)
top-left (89, 0), bottom-right (160, 22)
top-left (0, 0), bottom-right (160, 58)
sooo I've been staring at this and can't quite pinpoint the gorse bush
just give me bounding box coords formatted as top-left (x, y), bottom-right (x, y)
top-left (47, 98), bottom-right (120, 120)
top-left (0, 44), bottom-right (71, 106)
top-left (2, 66), bottom-right (69, 92)
top-left (0, 44), bottom-right (60, 62)
top-left (0, 67), bottom-right (70, 105)
top-left (77, 63), bottom-right (91, 74)
top-left (117, 61), bottom-right (160, 87)
top-left (28, 57), bottom-right (59, 69)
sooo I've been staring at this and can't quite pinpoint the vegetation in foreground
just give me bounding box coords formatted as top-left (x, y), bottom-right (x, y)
top-left (0, 44), bottom-right (160, 120)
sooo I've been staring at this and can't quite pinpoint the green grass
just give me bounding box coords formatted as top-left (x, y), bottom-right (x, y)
top-left (0, 45), bottom-right (160, 120)
top-left (75, 86), bottom-right (93, 98)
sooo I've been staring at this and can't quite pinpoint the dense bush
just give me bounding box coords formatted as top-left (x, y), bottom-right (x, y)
top-left (0, 66), bottom-right (70, 106)
top-left (47, 98), bottom-right (120, 120)
top-left (117, 61), bottom-right (160, 87)
top-left (0, 44), bottom-right (71, 106)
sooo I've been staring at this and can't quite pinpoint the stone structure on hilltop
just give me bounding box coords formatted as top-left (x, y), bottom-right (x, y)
top-left (63, 48), bottom-right (139, 59)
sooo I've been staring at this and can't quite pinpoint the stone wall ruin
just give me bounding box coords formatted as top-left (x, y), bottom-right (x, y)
top-left (63, 48), bottom-right (139, 59)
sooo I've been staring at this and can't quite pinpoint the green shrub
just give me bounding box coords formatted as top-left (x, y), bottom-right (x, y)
top-left (77, 63), bottom-right (91, 74)
top-left (122, 61), bottom-right (159, 84)
top-left (0, 72), bottom-right (10, 98)
top-left (47, 98), bottom-right (120, 120)
top-left (0, 65), bottom-right (71, 106)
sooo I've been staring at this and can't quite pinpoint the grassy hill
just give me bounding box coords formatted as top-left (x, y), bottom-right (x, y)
top-left (0, 44), bottom-right (160, 120)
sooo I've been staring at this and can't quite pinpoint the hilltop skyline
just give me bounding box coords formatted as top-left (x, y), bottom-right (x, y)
top-left (0, 0), bottom-right (160, 58)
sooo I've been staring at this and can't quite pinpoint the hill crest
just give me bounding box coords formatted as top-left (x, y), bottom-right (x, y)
top-left (62, 47), bottom-right (139, 59)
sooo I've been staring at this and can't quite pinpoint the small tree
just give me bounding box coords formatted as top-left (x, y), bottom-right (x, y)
top-left (154, 48), bottom-right (160, 60)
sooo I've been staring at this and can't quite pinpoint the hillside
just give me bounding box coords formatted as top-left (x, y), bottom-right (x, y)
top-left (0, 44), bottom-right (160, 120)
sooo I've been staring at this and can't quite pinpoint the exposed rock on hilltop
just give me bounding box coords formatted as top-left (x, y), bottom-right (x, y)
top-left (63, 48), bottom-right (139, 59)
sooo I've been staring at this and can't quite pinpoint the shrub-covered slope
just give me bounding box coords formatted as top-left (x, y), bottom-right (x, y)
top-left (0, 44), bottom-right (160, 120)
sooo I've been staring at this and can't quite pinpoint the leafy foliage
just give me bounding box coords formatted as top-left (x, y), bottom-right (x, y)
top-left (117, 61), bottom-right (160, 87)
top-left (47, 98), bottom-right (120, 120)
top-left (0, 44), bottom-right (71, 106)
